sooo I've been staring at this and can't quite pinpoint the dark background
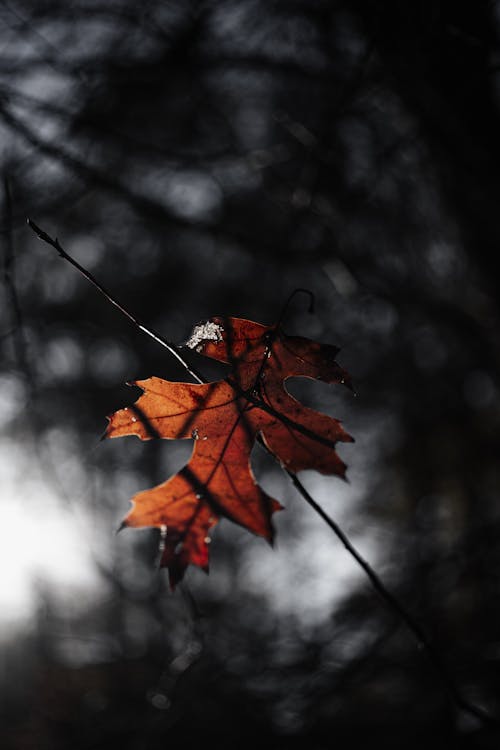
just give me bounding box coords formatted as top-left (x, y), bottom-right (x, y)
top-left (1, 1), bottom-right (500, 747)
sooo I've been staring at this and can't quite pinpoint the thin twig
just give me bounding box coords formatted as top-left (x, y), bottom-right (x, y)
top-left (277, 288), bottom-right (315, 325)
top-left (286, 471), bottom-right (496, 726)
top-left (27, 219), bottom-right (204, 384)
top-left (27, 219), bottom-right (498, 727)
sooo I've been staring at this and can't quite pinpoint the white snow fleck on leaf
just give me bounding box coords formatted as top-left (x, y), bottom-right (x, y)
top-left (186, 321), bottom-right (224, 351)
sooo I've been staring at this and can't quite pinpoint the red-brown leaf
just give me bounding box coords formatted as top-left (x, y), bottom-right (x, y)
top-left (106, 317), bottom-right (353, 587)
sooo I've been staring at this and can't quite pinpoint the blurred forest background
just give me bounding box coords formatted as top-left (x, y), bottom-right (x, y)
top-left (1, 0), bottom-right (500, 747)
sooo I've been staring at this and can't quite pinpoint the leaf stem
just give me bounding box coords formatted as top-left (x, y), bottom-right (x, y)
top-left (276, 287), bottom-right (315, 328)
top-left (28, 219), bottom-right (498, 727)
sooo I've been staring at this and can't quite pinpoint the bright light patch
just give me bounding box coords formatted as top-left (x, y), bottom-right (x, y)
top-left (0, 437), bottom-right (103, 631)
top-left (238, 471), bottom-right (371, 628)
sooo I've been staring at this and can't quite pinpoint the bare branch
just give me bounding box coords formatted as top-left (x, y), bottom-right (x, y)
top-left (27, 219), bottom-right (205, 384)
top-left (286, 470), bottom-right (498, 727)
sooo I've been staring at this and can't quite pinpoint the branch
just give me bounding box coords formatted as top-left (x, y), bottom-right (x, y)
top-left (28, 219), bottom-right (498, 727)
top-left (27, 219), bottom-right (204, 384)
top-left (286, 471), bottom-right (496, 726)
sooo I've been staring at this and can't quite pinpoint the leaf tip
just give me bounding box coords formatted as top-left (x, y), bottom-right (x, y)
top-left (98, 425), bottom-right (110, 443)
top-left (339, 375), bottom-right (355, 393)
top-left (115, 520), bottom-right (128, 535)
top-left (340, 466), bottom-right (350, 483)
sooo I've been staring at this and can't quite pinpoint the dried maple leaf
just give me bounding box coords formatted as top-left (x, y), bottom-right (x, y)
top-left (106, 317), bottom-right (353, 587)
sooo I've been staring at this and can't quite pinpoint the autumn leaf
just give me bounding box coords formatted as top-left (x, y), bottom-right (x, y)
top-left (106, 316), bottom-right (353, 587)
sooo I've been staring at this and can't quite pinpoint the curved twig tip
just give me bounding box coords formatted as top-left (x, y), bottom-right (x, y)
top-left (277, 288), bottom-right (315, 328)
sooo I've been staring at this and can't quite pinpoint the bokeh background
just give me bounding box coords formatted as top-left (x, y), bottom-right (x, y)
top-left (1, 1), bottom-right (500, 747)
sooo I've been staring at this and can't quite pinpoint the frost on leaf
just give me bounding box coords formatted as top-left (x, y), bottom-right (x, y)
top-left (106, 316), bottom-right (353, 588)
top-left (185, 320), bottom-right (224, 352)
